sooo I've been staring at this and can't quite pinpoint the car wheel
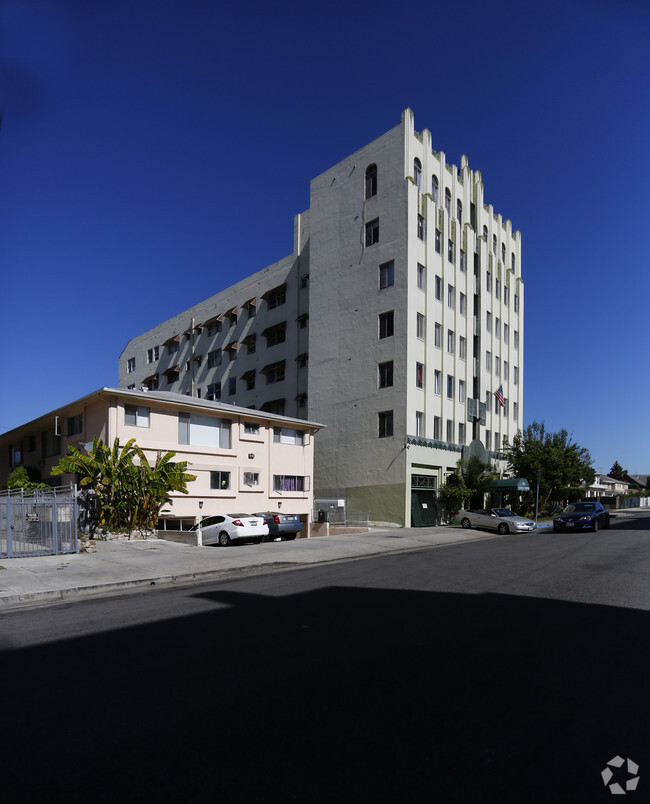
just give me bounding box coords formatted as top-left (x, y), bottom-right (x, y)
top-left (593, 519), bottom-right (599, 533)
top-left (283, 533), bottom-right (297, 541)
top-left (218, 531), bottom-right (231, 546)
top-left (553, 525), bottom-right (561, 533)
top-left (460, 518), bottom-right (471, 529)
top-left (497, 523), bottom-right (509, 535)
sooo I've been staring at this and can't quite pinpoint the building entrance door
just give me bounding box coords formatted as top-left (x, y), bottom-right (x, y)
top-left (410, 489), bottom-right (438, 527)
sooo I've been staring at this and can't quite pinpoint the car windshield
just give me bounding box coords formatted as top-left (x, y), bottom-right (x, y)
top-left (492, 508), bottom-right (515, 517)
top-left (563, 503), bottom-right (595, 513)
top-left (229, 513), bottom-right (254, 519)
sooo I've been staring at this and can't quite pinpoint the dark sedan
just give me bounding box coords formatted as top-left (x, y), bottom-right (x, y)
top-left (553, 501), bottom-right (610, 532)
top-left (254, 512), bottom-right (303, 541)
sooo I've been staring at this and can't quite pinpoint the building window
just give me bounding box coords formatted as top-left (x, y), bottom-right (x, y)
top-left (496, 317), bottom-right (501, 339)
top-left (365, 164), bottom-right (377, 199)
top-left (274, 475), bottom-right (309, 492)
top-left (435, 228), bottom-right (441, 253)
top-left (514, 294), bottom-right (520, 313)
top-left (432, 175), bottom-right (439, 204)
top-left (434, 370), bottom-right (441, 395)
top-left (246, 334), bottom-right (257, 355)
top-left (365, 218), bottom-right (379, 246)
top-left (485, 430), bottom-right (491, 451)
top-left (244, 422), bottom-right (259, 435)
top-left (434, 275), bottom-right (442, 300)
top-left (264, 322), bottom-right (286, 347)
top-left (179, 413), bottom-right (231, 448)
top-left (445, 188), bottom-right (451, 216)
top-left (458, 422), bottom-right (466, 445)
top-left (300, 273), bottom-right (309, 289)
top-left (457, 200), bottom-right (462, 225)
top-left (265, 285), bottom-right (286, 309)
top-left (297, 314), bottom-right (308, 329)
top-left (447, 239), bottom-right (455, 263)
top-left (243, 370), bottom-right (255, 390)
top-left (504, 324), bottom-right (509, 344)
top-left (492, 234), bottom-right (497, 256)
top-left (495, 356), bottom-right (500, 376)
top-left (486, 271), bottom-right (493, 293)
top-left (210, 471), bottom-right (231, 490)
top-left (378, 410), bottom-right (394, 438)
top-left (247, 302), bottom-right (257, 319)
top-left (378, 361), bottom-right (393, 388)
top-left (227, 346), bottom-right (237, 362)
top-left (495, 432), bottom-right (500, 450)
top-left (459, 293), bottom-right (466, 316)
top-left (459, 379), bottom-right (466, 403)
top-left (434, 322), bottom-right (442, 348)
top-left (433, 416), bottom-right (441, 440)
top-left (243, 472), bottom-right (260, 487)
top-left (125, 405), bottom-right (150, 428)
top-left (459, 336), bottom-right (466, 360)
top-left (146, 346), bottom-right (159, 364)
top-left (417, 214), bottom-right (425, 240)
top-left (514, 366), bottom-right (519, 385)
top-left (228, 377), bottom-right (236, 396)
top-left (513, 401), bottom-right (518, 420)
top-left (502, 243), bottom-right (506, 264)
top-left (264, 361), bottom-right (285, 385)
top-left (447, 374), bottom-right (454, 399)
top-left (446, 419), bottom-right (454, 442)
top-left (504, 361), bottom-right (509, 381)
top-left (413, 158), bottom-right (422, 189)
top-left (207, 320), bottom-right (222, 337)
top-left (511, 253), bottom-right (516, 271)
top-left (416, 362), bottom-right (424, 389)
top-left (514, 330), bottom-right (519, 349)
top-left (274, 427), bottom-right (305, 446)
top-left (447, 284), bottom-right (455, 308)
top-left (486, 351), bottom-right (492, 371)
top-left (208, 349), bottom-right (222, 368)
top-left (67, 413), bottom-right (83, 436)
top-left (229, 310), bottom-right (238, 326)
top-left (486, 311), bottom-right (492, 333)
top-left (415, 411), bottom-right (424, 436)
top-left (504, 286), bottom-right (510, 306)
top-left (496, 279), bottom-right (501, 300)
top-left (379, 260), bottom-right (394, 289)
top-left (447, 329), bottom-right (455, 354)
top-left (460, 249), bottom-right (466, 272)
top-left (504, 397), bottom-right (509, 416)
top-left (416, 313), bottom-right (426, 340)
top-left (127, 357), bottom-right (135, 373)
top-left (378, 311), bottom-right (394, 339)
top-left (417, 263), bottom-right (426, 290)
top-left (206, 383), bottom-right (221, 400)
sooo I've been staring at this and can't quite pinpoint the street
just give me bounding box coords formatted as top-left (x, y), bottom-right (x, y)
top-left (2, 513), bottom-right (650, 802)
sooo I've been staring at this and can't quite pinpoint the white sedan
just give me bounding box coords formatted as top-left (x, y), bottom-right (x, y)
top-left (191, 514), bottom-right (269, 546)
top-left (454, 508), bottom-right (536, 535)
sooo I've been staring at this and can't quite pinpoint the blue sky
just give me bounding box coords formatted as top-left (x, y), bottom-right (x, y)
top-left (1, 0), bottom-right (649, 474)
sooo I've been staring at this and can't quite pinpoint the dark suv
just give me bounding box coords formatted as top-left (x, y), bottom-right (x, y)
top-left (254, 512), bottom-right (303, 541)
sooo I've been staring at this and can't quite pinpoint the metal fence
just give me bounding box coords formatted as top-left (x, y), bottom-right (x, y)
top-left (313, 499), bottom-right (369, 527)
top-left (0, 484), bottom-right (78, 558)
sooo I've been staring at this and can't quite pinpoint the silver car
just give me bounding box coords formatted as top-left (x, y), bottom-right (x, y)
top-left (455, 507), bottom-right (536, 535)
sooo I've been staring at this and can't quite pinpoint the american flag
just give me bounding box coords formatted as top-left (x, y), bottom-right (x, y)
top-left (494, 385), bottom-right (505, 407)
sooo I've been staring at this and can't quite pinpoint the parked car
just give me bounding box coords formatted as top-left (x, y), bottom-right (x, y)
top-left (254, 512), bottom-right (303, 541)
top-left (190, 514), bottom-right (269, 546)
top-left (454, 507), bottom-right (536, 535)
top-left (553, 501), bottom-right (610, 532)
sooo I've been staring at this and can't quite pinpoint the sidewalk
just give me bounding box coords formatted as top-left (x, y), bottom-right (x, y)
top-left (0, 525), bottom-right (505, 611)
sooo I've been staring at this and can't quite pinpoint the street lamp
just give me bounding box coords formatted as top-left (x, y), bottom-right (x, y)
top-left (197, 500), bottom-right (204, 547)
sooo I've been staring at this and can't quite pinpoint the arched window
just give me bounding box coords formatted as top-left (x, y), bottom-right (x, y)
top-left (445, 188), bottom-right (451, 216)
top-left (413, 158), bottom-right (422, 190)
top-left (492, 234), bottom-right (497, 255)
top-left (511, 253), bottom-right (515, 271)
top-left (501, 243), bottom-right (506, 263)
top-left (365, 164), bottom-right (377, 199)
top-left (457, 200), bottom-right (463, 225)
top-left (432, 175), bottom-right (439, 204)
top-left (483, 225), bottom-right (488, 240)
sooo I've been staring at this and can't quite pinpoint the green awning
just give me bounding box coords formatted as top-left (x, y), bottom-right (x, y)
top-left (491, 478), bottom-right (530, 493)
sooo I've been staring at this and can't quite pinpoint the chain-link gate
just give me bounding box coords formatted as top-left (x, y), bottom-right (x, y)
top-left (0, 485), bottom-right (78, 558)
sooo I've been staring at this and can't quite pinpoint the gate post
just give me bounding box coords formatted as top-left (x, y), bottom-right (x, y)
top-left (52, 492), bottom-right (59, 555)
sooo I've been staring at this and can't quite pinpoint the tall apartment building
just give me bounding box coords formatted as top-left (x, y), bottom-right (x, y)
top-left (120, 109), bottom-right (524, 526)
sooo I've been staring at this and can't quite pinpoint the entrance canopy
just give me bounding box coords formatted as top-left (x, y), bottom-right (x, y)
top-left (491, 478), bottom-right (530, 493)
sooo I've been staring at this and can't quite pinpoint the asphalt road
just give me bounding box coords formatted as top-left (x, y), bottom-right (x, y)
top-left (2, 513), bottom-right (649, 803)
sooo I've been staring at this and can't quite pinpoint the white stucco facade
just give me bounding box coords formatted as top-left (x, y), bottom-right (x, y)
top-left (117, 110), bottom-right (524, 526)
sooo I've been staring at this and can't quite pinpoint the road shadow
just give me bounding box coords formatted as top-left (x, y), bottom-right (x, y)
top-left (2, 584), bottom-right (649, 802)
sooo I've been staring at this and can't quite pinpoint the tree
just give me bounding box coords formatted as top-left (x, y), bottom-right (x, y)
top-left (6, 466), bottom-right (50, 491)
top-left (503, 422), bottom-right (595, 515)
top-left (51, 437), bottom-right (196, 534)
top-left (453, 456), bottom-right (498, 509)
top-left (609, 461), bottom-right (626, 481)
